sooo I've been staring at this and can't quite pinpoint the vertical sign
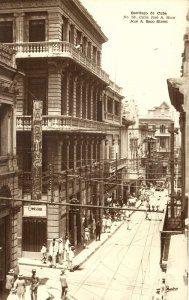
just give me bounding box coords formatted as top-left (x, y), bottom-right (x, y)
top-left (31, 100), bottom-right (42, 201)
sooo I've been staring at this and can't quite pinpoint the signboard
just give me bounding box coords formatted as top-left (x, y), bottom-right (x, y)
top-left (23, 205), bottom-right (47, 217)
top-left (31, 100), bottom-right (42, 201)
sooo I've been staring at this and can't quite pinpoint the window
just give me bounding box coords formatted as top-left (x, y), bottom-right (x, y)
top-left (114, 101), bottom-right (119, 116)
top-left (107, 97), bottom-right (113, 113)
top-left (160, 125), bottom-right (166, 133)
top-left (160, 137), bottom-right (166, 149)
top-left (0, 21), bottom-right (13, 43)
top-left (26, 78), bottom-right (47, 115)
top-left (29, 20), bottom-right (45, 42)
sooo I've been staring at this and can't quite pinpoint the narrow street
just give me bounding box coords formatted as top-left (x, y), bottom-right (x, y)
top-left (66, 193), bottom-right (166, 300)
top-left (13, 192), bottom-right (167, 300)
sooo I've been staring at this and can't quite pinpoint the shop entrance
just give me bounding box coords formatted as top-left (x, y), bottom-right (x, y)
top-left (22, 218), bottom-right (47, 252)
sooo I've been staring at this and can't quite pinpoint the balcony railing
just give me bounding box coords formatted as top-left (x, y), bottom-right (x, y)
top-left (104, 157), bottom-right (127, 174)
top-left (16, 115), bottom-right (120, 133)
top-left (5, 41), bottom-right (109, 84)
top-left (104, 112), bottom-right (121, 123)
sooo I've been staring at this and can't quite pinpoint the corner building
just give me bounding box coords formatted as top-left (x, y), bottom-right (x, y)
top-left (0, 44), bottom-right (20, 293)
top-left (0, 0), bottom-right (128, 257)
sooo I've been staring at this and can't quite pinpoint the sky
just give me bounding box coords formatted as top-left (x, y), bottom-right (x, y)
top-left (80, 0), bottom-right (188, 114)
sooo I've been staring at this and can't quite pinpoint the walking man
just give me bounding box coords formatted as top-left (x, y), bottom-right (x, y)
top-left (14, 274), bottom-right (26, 300)
top-left (68, 245), bottom-right (75, 272)
top-left (60, 270), bottom-right (68, 299)
top-left (96, 221), bottom-right (101, 241)
top-left (30, 269), bottom-right (39, 300)
top-left (40, 243), bottom-right (47, 264)
top-left (49, 238), bottom-right (58, 267)
top-left (106, 217), bottom-right (112, 233)
top-left (5, 269), bottom-right (15, 297)
top-left (101, 215), bottom-right (107, 233)
top-left (58, 238), bottom-right (64, 265)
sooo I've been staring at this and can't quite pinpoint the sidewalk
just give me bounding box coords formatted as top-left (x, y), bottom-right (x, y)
top-left (17, 201), bottom-right (142, 300)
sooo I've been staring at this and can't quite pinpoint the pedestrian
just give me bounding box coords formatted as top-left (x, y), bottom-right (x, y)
top-left (152, 288), bottom-right (161, 300)
top-left (58, 238), bottom-right (64, 265)
top-left (14, 274), bottom-right (26, 300)
top-left (49, 238), bottom-right (58, 267)
top-left (84, 227), bottom-right (90, 248)
top-left (40, 243), bottom-right (47, 264)
top-left (6, 287), bottom-right (18, 300)
top-left (30, 269), bottom-right (40, 300)
top-left (160, 278), bottom-right (166, 298)
top-left (125, 210), bottom-right (131, 229)
top-left (64, 236), bottom-right (70, 262)
top-left (59, 270), bottom-right (68, 300)
top-left (14, 260), bottom-right (20, 281)
top-left (5, 269), bottom-right (15, 297)
top-left (68, 245), bottom-right (75, 272)
top-left (95, 221), bottom-right (101, 241)
top-left (101, 215), bottom-right (107, 233)
top-left (106, 217), bottom-right (112, 233)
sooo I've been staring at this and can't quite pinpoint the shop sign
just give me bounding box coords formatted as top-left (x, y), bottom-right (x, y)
top-left (23, 205), bottom-right (47, 217)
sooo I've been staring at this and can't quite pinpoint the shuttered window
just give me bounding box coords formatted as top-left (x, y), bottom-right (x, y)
top-left (0, 21), bottom-right (13, 43)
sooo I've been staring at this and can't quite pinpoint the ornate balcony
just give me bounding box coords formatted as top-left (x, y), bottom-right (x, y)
top-left (5, 41), bottom-right (109, 84)
top-left (104, 157), bottom-right (127, 174)
top-left (16, 115), bottom-right (120, 133)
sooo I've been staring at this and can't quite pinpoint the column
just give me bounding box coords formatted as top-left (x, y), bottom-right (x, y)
top-left (90, 85), bottom-right (94, 120)
top-left (105, 139), bottom-right (109, 160)
top-left (14, 13), bottom-right (25, 43)
top-left (72, 76), bottom-right (77, 117)
top-left (48, 61), bottom-right (62, 114)
top-left (93, 87), bottom-right (97, 121)
top-left (66, 138), bottom-right (70, 170)
top-left (48, 11), bottom-right (63, 41)
top-left (7, 109), bottom-right (11, 155)
top-left (12, 102), bottom-right (16, 156)
top-left (79, 80), bottom-right (83, 118)
top-left (85, 83), bottom-right (89, 119)
top-left (63, 18), bottom-right (70, 42)
top-left (73, 137), bottom-right (77, 170)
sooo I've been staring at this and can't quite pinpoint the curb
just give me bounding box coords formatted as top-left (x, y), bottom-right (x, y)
top-left (19, 202), bottom-right (142, 271)
top-left (74, 201), bottom-right (141, 269)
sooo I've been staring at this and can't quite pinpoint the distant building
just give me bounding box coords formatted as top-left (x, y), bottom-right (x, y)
top-left (139, 102), bottom-right (178, 185)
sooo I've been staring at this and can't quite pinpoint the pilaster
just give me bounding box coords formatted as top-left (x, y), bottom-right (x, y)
top-left (48, 61), bottom-right (62, 115)
top-left (48, 11), bottom-right (63, 41)
top-left (14, 13), bottom-right (25, 43)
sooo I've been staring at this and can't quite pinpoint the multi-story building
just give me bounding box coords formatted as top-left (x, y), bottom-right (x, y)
top-left (159, 10), bottom-right (188, 298)
top-left (121, 99), bottom-right (143, 198)
top-left (0, 44), bottom-right (20, 293)
top-left (0, 0), bottom-right (131, 257)
top-left (139, 102), bottom-right (176, 185)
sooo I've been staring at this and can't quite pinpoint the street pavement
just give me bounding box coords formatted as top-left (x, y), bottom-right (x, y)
top-left (4, 192), bottom-right (168, 299)
top-left (16, 200), bottom-right (142, 300)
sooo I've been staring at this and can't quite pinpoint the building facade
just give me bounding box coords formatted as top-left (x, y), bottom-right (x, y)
top-left (0, 0), bottom-right (131, 257)
top-left (0, 44), bottom-right (20, 293)
top-left (139, 102), bottom-right (177, 186)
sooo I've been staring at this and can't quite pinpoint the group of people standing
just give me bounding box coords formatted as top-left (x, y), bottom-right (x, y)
top-left (5, 268), bottom-right (39, 300)
top-left (41, 236), bottom-right (75, 271)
